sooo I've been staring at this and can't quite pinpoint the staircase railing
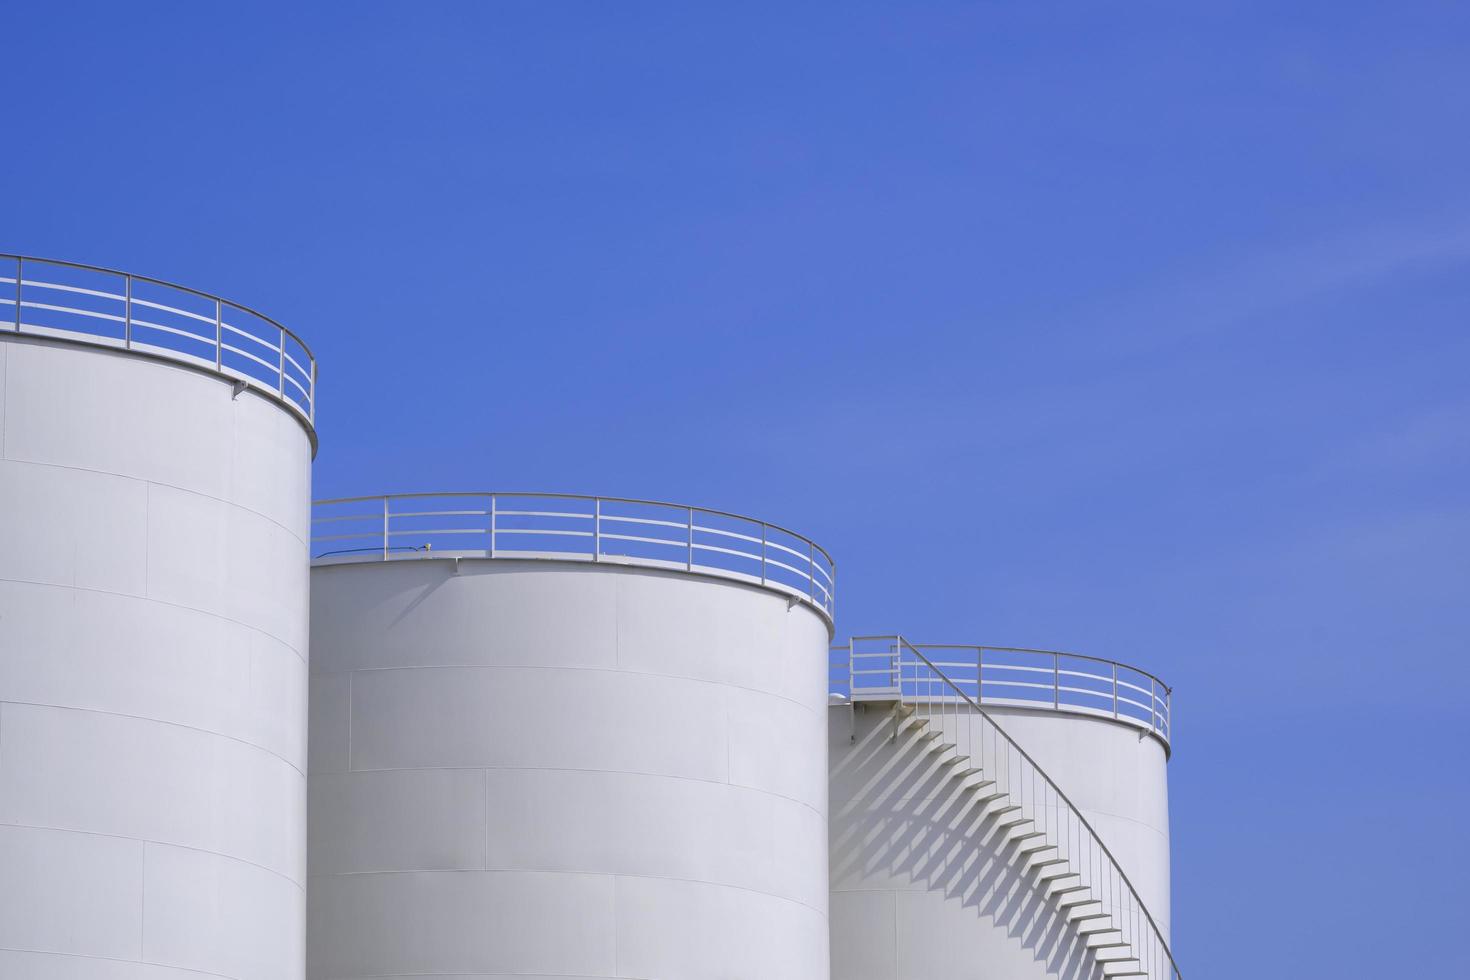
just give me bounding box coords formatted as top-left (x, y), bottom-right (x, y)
top-left (850, 635), bottom-right (1181, 980)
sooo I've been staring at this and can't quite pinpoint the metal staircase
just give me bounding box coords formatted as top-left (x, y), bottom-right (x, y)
top-left (837, 635), bottom-right (1181, 980)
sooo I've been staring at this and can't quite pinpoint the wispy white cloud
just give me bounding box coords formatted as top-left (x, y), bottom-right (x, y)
top-left (1093, 214), bottom-right (1470, 348)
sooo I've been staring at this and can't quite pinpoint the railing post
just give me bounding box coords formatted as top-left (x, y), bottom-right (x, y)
top-left (309, 359), bottom-right (317, 424)
top-left (847, 641), bottom-right (854, 701)
top-left (1112, 661), bottom-right (1119, 719)
top-left (123, 274), bottom-right (132, 348)
top-left (278, 327), bottom-right (287, 395)
top-left (976, 647), bottom-right (983, 702)
top-left (760, 525), bottom-right (767, 585)
top-left (893, 636), bottom-right (904, 739)
top-left (381, 497), bottom-right (390, 560)
top-left (592, 498), bottom-right (601, 561)
top-left (14, 257), bottom-right (22, 331)
top-left (686, 508), bottom-right (694, 570)
top-left (1053, 651), bottom-right (1060, 709)
top-left (1150, 676), bottom-right (1158, 734)
top-left (489, 495), bottom-right (497, 558)
top-left (808, 540), bottom-right (815, 600)
top-left (214, 299), bottom-right (223, 370)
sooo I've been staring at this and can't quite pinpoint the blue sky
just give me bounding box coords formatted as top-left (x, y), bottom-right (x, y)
top-left (6, 2), bottom-right (1468, 975)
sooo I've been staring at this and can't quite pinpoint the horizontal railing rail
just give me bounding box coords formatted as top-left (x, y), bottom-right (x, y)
top-left (854, 635), bottom-right (1181, 980)
top-left (831, 641), bottom-right (1171, 750)
top-left (0, 254), bottom-right (315, 428)
top-left (312, 492), bottom-right (835, 621)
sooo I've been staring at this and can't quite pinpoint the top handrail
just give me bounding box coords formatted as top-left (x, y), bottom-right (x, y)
top-left (310, 491), bottom-right (835, 623)
top-left (1, 253), bottom-right (314, 357)
top-left (835, 640), bottom-right (1173, 750)
top-left (894, 642), bottom-right (1173, 695)
top-left (1, 253), bottom-right (316, 432)
top-left (877, 634), bottom-right (1182, 979)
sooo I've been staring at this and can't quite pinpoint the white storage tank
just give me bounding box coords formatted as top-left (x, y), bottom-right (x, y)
top-left (0, 257), bottom-right (316, 979)
top-left (306, 493), bottom-right (836, 980)
top-left (828, 637), bottom-right (1175, 980)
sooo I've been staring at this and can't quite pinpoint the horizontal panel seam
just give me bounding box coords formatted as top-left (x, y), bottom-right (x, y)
top-left (314, 663), bottom-right (823, 719)
top-left (0, 698), bottom-right (307, 777)
top-left (0, 575), bottom-right (307, 664)
top-left (306, 867), bottom-right (829, 919)
top-left (0, 821), bottom-right (305, 889)
top-left (0, 946), bottom-right (236, 979)
top-left (0, 455), bottom-right (309, 547)
top-left (326, 763), bottom-right (824, 819)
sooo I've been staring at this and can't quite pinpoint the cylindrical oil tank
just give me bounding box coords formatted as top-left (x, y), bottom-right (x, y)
top-left (0, 257), bottom-right (315, 980)
top-left (829, 641), bottom-right (1172, 980)
top-left (306, 493), bottom-right (835, 980)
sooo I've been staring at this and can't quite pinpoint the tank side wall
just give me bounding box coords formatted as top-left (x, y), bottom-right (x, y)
top-left (828, 701), bottom-right (1171, 980)
top-left (0, 338), bottom-right (311, 980)
top-left (307, 560), bottom-right (830, 980)
top-left (977, 705), bottom-right (1171, 939)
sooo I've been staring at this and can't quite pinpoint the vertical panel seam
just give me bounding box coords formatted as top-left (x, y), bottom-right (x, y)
top-left (142, 483), bottom-right (151, 595)
top-left (1, 341), bottom-right (8, 459)
top-left (138, 840), bottom-right (147, 961)
top-left (346, 671), bottom-right (354, 772)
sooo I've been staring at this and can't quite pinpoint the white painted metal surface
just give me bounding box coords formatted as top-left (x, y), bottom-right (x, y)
top-left (307, 552), bottom-right (833, 980)
top-left (828, 637), bottom-right (1175, 980)
top-left (0, 332), bottom-right (313, 979)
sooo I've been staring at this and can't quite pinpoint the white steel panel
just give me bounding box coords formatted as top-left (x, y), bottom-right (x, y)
top-left (307, 768), bottom-right (487, 875)
top-left (0, 703), bottom-right (305, 883)
top-left (0, 825), bottom-right (143, 961)
top-left (308, 559), bottom-right (831, 980)
top-left (0, 459), bottom-right (148, 595)
top-left (0, 335), bottom-right (311, 979)
top-left (306, 871), bottom-right (617, 978)
top-left (141, 842), bottom-right (305, 980)
top-left (0, 580), bottom-right (305, 768)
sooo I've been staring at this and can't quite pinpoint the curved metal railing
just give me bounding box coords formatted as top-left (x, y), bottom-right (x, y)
top-left (831, 641), bottom-right (1172, 750)
top-left (311, 492), bottom-right (835, 621)
top-left (853, 635), bottom-right (1180, 980)
top-left (0, 254), bottom-right (315, 429)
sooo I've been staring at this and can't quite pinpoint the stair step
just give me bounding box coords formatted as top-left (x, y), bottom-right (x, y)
top-left (1049, 884), bottom-right (1090, 897)
top-left (1034, 863), bottom-right (1079, 882)
top-left (1056, 894), bottom-right (1099, 909)
top-left (1009, 830), bottom-right (1048, 842)
top-left (1044, 874), bottom-right (1083, 893)
top-left (1088, 941), bottom-right (1130, 950)
top-left (917, 730), bottom-right (942, 741)
top-left (1071, 912), bottom-right (1111, 922)
top-left (987, 808), bottom-right (1027, 827)
top-left (1015, 839), bottom-right (1055, 856)
top-left (1027, 858), bottom-right (1070, 875)
top-left (1076, 920), bottom-right (1119, 935)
